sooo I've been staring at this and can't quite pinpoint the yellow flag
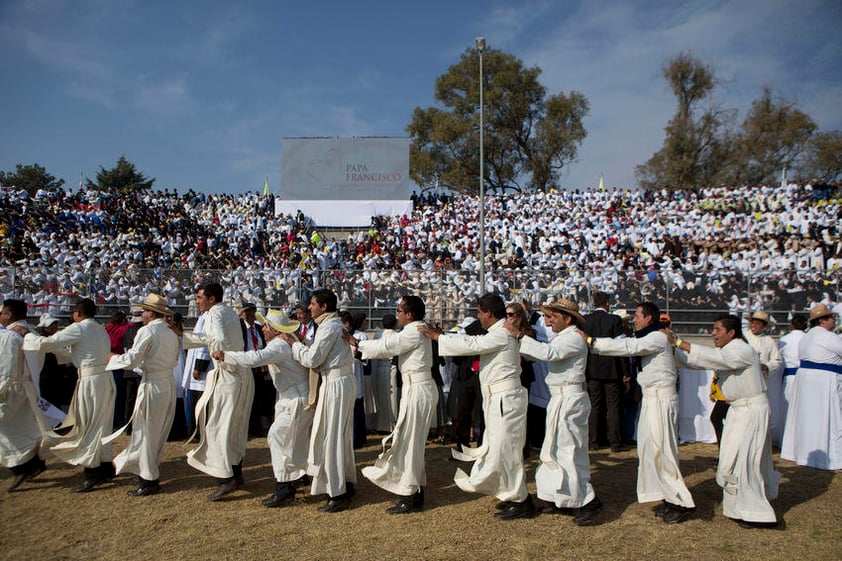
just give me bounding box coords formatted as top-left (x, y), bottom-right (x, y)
top-left (263, 177), bottom-right (269, 197)
top-left (598, 174), bottom-right (604, 192)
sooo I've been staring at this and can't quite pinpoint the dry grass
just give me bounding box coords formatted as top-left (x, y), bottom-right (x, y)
top-left (1, 436), bottom-right (839, 561)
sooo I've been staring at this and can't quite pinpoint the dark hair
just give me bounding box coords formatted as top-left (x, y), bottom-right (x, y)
top-left (592, 291), bottom-right (610, 308)
top-left (200, 282), bottom-right (223, 303)
top-left (637, 301), bottom-right (660, 324)
top-left (506, 303), bottom-right (536, 338)
top-left (172, 312), bottom-right (184, 327)
top-left (382, 314), bottom-right (398, 329)
top-left (339, 310), bottom-right (354, 332)
top-left (2, 299), bottom-right (27, 322)
top-left (74, 298), bottom-right (97, 319)
top-left (790, 315), bottom-right (807, 331)
top-left (478, 293), bottom-right (506, 320)
top-left (311, 289), bottom-right (337, 312)
top-left (713, 314), bottom-right (747, 342)
top-left (401, 295), bottom-right (425, 321)
top-left (110, 310), bottom-right (127, 325)
top-left (295, 303), bottom-right (310, 315)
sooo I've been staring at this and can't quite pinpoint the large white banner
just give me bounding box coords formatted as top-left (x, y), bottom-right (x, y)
top-left (281, 137), bottom-right (410, 201)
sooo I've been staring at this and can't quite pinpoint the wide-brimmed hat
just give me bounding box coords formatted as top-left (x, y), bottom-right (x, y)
top-left (449, 316), bottom-right (476, 333)
top-left (139, 293), bottom-right (174, 316)
top-left (808, 304), bottom-right (835, 323)
top-left (541, 298), bottom-right (585, 325)
top-left (37, 313), bottom-right (59, 328)
top-left (750, 310), bottom-right (769, 324)
top-left (257, 310), bottom-right (300, 334)
top-left (129, 305), bottom-right (144, 323)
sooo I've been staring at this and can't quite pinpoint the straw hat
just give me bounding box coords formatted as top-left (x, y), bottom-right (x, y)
top-left (541, 298), bottom-right (585, 325)
top-left (37, 313), bottom-right (59, 328)
top-left (257, 310), bottom-right (300, 333)
top-left (750, 310), bottom-right (769, 324)
top-left (808, 304), bottom-right (835, 323)
top-left (139, 293), bottom-right (174, 316)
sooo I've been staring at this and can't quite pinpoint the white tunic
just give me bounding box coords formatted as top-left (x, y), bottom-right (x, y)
top-left (519, 325), bottom-right (595, 508)
top-left (438, 319), bottom-right (528, 503)
top-left (291, 313), bottom-right (356, 497)
top-left (104, 318), bottom-right (179, 481)
top-left (358, 321), bottom-right (438, 496)
top-left (592, 331), bottom-right (695, 508)
top-left (182, 303), bottom-right (253, 479)
top-left (181, 312), bottom-right (209, 393)
top-left (222, 338), bottom-right (313, 483)
top-left (746, 331), bottom-right (784, 445)
top-left (23, 318), bottom-right (114, 468)
top-left (777, 329), bottom-right (805, 445)
top-left (680, 339), bottom-right (779, 523)
top-left (780, 326), bottom-right (842, 470)
top-left (0, 324), bottom-right (47, 467)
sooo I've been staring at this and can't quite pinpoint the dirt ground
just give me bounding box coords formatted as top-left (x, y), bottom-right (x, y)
top-left (1, 435), bottom-right (839, 561)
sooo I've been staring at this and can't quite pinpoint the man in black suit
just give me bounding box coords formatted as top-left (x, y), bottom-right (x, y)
top-left (239, 303), bottom-right (269, 437)
top-left (583, 292), bottom-right (627, 452)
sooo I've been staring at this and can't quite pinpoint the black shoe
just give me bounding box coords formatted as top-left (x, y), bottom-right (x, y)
top-left (318, 496), bottom-right (351, 513)
top-left (207, 478), bottom-right (243, 501)
top-left (653, 501), bottom-right (668, 518)
top-left (291, 475), bottom-right (310, 489)
top-left (610, 444), bottom-right (628, 453)
top-left (387, 495), bottom-right (420, 515)
top-left (262, 482), bottom-right (295, 507)
top-left (494, 496), bottom-right (535, 520)
top-left (7, 460), bottom-right (46, 493)
top-left (662, 503), bottom-right (693, 524)
top-left (73, 478), bottom-right (105, 493)
top-left (495, 500), bottom-right (514, 511)
top-left (738, 519), bottom-right (778, 530)
top-left (572, 497), bottom-right (604, 526)
top-left (127, 481), bottom-right (161, 496)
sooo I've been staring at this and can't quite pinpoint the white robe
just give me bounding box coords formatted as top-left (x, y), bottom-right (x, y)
top-left (24, 318), bottom-right (114, 468)
top-left (519, 325), bottom-right (595, 508)
top-left (104, 318), bottom-right (179, 481)
top-left (291, 313), bottom-right (356, 497)
top-left (438, 319), bottom-right (528, 503)
top-left (182, 303), bottom-right (253, 479)
top-left (780, 326), bottom-right (842, 470)
top-left (746, 332), bottom-right (784, 445)
top-left (679, 339), bottom-right (778, 523)
top-left (777, 329), bottom-right (804, 447)
top-left (222, 337), bottom-right (313, 483)
top-left (592, 331), bottom-right (694, 508)
top-left (358, 321), bottom-right (438, 496)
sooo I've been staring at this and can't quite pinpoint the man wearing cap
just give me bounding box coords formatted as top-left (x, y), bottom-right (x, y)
top-left (781, 304), bottom-right (842, 470)
top-left (745, 311), bottom-right (784, 445)
top-left (23, 298), bottom-right (116, 492)
top-left (278, 288), bottom-right (356, 513)
top-left (419, 293), bottom-right (533, 520)
top-left (352, 295), bottom-right (437, 515)
top-left (505, 298), bottom-right (603, 525)
top-left (182, 282), bottom-right (254, 501)
top-left (579, 301), bottom-right (695, 524)
top-left (104, 293), bottom-right (179, 496)
top-left (1, 299), bottom-right (49, 492)
top-left (213, 310), bottom-right (313, 508)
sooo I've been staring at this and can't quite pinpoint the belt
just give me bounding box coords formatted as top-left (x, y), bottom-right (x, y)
top-left (322, 369), bottom-right (353, 380)
top-left (641, 386), bottom-right (676, 399)
top-left (799, 360), bottom-right (842, 375)
top-left (728, 393), bottom-right (768, 408)
top-left (548, 383), bottom-right (586, 397)
top-left (482, 377), bottom-right (523, 396)
top-left (403, 371), bottom-right (433, 384)
top-left (276, 378), bottom-right (309, 393)
top-left (783, 367), bottom-right (798, 377)
top-left (78, 364), bottom-right (108, 377)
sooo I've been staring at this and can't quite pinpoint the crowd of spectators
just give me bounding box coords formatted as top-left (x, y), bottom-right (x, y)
top-left (0, 181), bottom-right (839, 331)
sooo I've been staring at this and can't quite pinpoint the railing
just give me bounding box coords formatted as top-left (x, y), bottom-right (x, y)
top-left (6, 265), bottom-right (839, 335)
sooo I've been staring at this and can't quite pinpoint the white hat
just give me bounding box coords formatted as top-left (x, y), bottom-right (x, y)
top-left (37, 313), bottom-right (59, 328)
top-left (256, 310), bottom-right (300, 334)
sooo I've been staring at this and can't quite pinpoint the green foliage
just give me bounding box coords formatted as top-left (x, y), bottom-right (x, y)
top-left (86, 155), bottom-right (154, 193)
top-left (0, 163), bottom-right (65, 195)
top-left (801, 130), bottom-right (842, 183)
top-left (408, 46), bottom-right (588, 194)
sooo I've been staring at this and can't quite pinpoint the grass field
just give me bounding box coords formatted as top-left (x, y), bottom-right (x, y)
top-left (1, 435), bottom-right (839, 561)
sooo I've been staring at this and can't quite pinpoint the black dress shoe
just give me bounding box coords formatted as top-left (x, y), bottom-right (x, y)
top-left (494, 496), bottom-right (535, 520)
top-left (610, 444), bottom-right (628, 453)
top-left (7, 473), bottom-right (30, 493)
top-left (317, 496), bottom-right (350, 513)
top-left (387, 492), bottom-right (423, 515)
top-left (207, 478), bottom-right (243, 501)
top-left (127, 482), bottom-right (161, 496)
top-left (653, 501), bottom-right (668, 518)
top-left (572, 497), bottom-right (604, 526)
top-left (262, 482), bottom-right (295, 507)
top-left (73, 478), bottom-right (104, 493)
top-left (495, 500), bottom-right (514, 511)
top-left (662, 503), bottom-right (693, 524)
top-left (738, 519), bottom-right (778, 530)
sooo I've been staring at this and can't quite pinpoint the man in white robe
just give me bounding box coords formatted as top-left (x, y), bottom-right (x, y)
top-left (104, 293), bottom-right (179, 496)
top-left (745, 311), bottom-right (784, 445)
top-left (182, 282), bottom-right (253, 501)
top-left (419, 293), bottom-right (533, 520)
top-left (1, 299), bottom-right (48, 492)
top-left (781, 304), bottom-right (842, 470)
top-left (777, 315), bottom-right (807, 442)
top-left (356, 295), bottom-right (437, 514)
top-left (213, 310), bottom-right (313, 508)
top-left (582, 302), bottom-right (695, 524)
top-left (670, 315), bottom-right (779, 529)
top-left (280, 289), bottom-right (356, 513)
top-left (506, 298), bottom-right (602, 525)
top-left (23, 298), bottom-right (115, 493)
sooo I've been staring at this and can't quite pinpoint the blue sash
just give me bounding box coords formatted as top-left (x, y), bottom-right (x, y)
top-left (799, 360), bottom-right (842, 375)
top-left (783, 367), bottom-right (798, 377)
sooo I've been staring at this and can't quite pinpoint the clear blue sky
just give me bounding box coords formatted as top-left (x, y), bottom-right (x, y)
top-left (2, 0), bottom-right (840, 194)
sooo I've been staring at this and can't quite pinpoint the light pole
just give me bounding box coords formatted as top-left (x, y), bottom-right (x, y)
top-left (476, 36), bottom-right (486, 294)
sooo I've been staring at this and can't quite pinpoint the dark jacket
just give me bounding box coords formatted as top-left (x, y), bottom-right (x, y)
top-left (583, 309), bottom-right (626, 381)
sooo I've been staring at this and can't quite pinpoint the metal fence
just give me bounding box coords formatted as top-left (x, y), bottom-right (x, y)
top-left (7, 265), bottom-right (840, 335)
